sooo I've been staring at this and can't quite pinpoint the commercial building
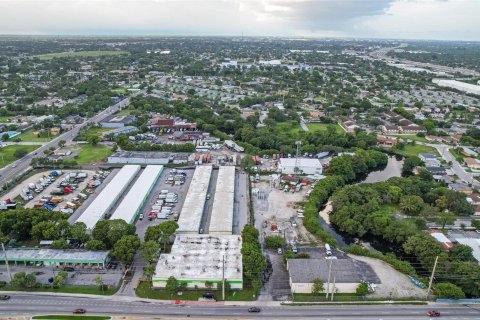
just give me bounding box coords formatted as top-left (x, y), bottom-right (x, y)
top-left (76, 165), bottom-right (141, 230)
top-left (287, 259), bottom-right (370, 294)
top-left (433, 79), bottom-right (480, 96)
top-left (110, 165), bottom-right (163, 224)
top-left (429, 230), bottom-right (453, 250)
top-left (153, 234), bottom-right (243, 289)
top-left (99, 114), bottom-right (136, 128)
top-left (101, 126), bottom-right (138, 138)
top-left (209, 166), bottom-right (235, 235)
top-left (279, 158), bottom-right (323, 176)
top-left (177, 166), bottom-right (212, 233)
top-left (107, 151), bottom-right (189, 165)
top-left (149, 118), bottom-right (197, 133)
top-left (4, 249), bottom-right (110, 268)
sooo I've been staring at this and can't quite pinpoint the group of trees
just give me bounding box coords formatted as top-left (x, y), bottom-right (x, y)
top-left (241, 225), bottom-right (266, 294)
top-left (329, 173), bottom-right (476, 298)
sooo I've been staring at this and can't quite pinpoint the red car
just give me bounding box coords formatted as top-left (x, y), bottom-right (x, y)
top-left (73, 308), bottom-right (86, 314)
top-left (427, 310), bottom-right (441, 317)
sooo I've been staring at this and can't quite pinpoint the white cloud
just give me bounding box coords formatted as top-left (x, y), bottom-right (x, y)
top-left (0, 0), bottom-right (478, 40)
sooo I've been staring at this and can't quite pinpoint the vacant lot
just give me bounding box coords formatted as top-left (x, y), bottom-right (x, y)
top-left (16, 129), bottom-right (55, 142)
top-left (76, 144), bottom-right (112, 165)
top-left (0, 145), bottom-right (39, 168)
top-left (34, 50), bottom-right (129, 60)
top-left (396, 144), bottom-right (439, 158)
top-left (307, 123), bottom-right (345, 134)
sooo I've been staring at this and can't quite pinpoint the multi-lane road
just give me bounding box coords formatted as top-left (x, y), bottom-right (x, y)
top-left (0, 293), bottom-right (479, 319)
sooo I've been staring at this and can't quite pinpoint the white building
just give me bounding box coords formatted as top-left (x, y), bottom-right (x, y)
top-left (278, 158), bottom-right (323, 176)
top-left (153, 234), bottom-right (243, 289)
top-left (208, 166), bottom-right (235, 235)
top-left (433, 79), bottom-right (480, 96)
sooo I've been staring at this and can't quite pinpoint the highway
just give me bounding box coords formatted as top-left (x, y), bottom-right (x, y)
top-left (0, 293), bottom-right (480, 319)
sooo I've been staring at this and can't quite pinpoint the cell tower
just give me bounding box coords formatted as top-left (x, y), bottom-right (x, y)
top-left (294, 141), bottom-right (302, 174)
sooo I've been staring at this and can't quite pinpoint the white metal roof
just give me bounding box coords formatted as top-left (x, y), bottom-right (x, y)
top-left (177, 166), bottom-right (212, 233)
top-left (154, 234), bottom-right (242, 281)
top-left (209, 166), bottom-right (235, 235)
top-left (279, 157), bottom-right (322, 168)
top-left (76, 165), bottom-right (141, 230)
top-left (455, 238), bottom-right (480, 263)
top-left (110, 165), bottom-right (164, 224)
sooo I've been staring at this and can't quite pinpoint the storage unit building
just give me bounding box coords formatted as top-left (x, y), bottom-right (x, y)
top-left (110, 165), bottom-right (163, 224)
top-left (208, 166), bottom-right (235, 235)
top-left (278, 158), bottom-right (323, 175)
top-left (176, 166), bottom-right (212, 234)
top-left (4, 249), bottom-right (110, 268)
top-left (153, 234), bottom-right (243, 289)
top-left (76, 165), bottom-right (141, 230)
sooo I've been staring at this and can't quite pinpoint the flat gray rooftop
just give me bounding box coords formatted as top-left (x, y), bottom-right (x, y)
top-left (209, 166), bottom-right (235, 235)
top-left (5, 249), bottom-right (110, 263)
top-left (154, 234), bottom-right (242, 282)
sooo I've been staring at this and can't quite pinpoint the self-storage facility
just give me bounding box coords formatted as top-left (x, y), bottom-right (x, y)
top-left (208, 166), bottom-right (235, 235)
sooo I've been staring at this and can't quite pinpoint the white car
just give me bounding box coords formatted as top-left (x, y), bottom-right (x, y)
top-left (61, 208), bottom-right (74, 214)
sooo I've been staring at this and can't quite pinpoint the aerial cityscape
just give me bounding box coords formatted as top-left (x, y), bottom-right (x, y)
top-left (0, 0), bottom-right (479, 319)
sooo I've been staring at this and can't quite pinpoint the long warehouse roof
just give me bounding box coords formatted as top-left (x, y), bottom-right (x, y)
top-left (76, 165), bottom-right (141, 230)
top-left (110, 165), bottom-right (163, 224)
top-left (208, 166), bottom-right (235, 235)
top-left (177, 166), bottom-right (212, 233)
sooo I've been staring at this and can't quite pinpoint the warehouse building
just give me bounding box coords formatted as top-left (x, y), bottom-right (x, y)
top-left (433, 79), bottom-right (480, 96)
top-left (110, 165), bottom-right (164, 224)
top-left (278, 158), bottom-right (323, 176)
top-left (208, 166), bottom-right (235, 235)
top-left (99, 114), bottom-right (136, 128)
top-left (101, 126), bottom-right (138, 138)
top-left (153, 234), bottom-right (243, 289)
top-left (76, 165), bottom-right (141, 230)
top-left (177, 166), bottom-right (213, 234)
top-left (107, 151), bottom-right (189, 165)
top-left (4, 249), bottom-right (110, 268)
top-left (287, 259), bottom-right (372, 294)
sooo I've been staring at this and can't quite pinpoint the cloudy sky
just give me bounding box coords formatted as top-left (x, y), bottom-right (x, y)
top-left (0, 0), bottom-right (478, 40)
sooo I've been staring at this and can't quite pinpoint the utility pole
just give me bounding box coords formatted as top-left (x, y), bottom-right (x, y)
top-left (1, 243), bottom-right (12, 282)
top-left (325, 259), bottom-right (333, 299)
top-left (331, 276), bottom-right (336, 301)
top-left (426, 256), bottom-right (439, 299)
top-left (222, 255), bottom-right (225, 301)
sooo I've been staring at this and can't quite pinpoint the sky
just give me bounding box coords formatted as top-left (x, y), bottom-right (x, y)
top-left (0, 0), bottom-right (478, 41)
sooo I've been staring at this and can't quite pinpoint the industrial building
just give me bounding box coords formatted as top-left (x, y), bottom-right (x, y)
top-left (177, 166), bottom-right (213, 234)
top-left (287, 259), bottom-right (372, 294)
top-left (4, 249), bottom-right (110, 268)
top-left (209, 166), bottom-right (235, 235)
top-left (278, 158), bottom-right (323, 176)
top-left (99, 114), bottom-right (136, 128)
top-left (152, 234), bottom-right (243, 289)
top-left (76, 165), bottom-right (141, 230)
top-left (433, 79), bottom-right (480, 96)
top-left (101, 126), bottom-right (138, 138)
top-left (110, 165), bottom-right (164, 224)
top-left (107, 151), bottom-right (189, 165)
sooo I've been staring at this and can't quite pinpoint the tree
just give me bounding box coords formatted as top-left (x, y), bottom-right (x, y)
top-left (433, 282), bottom-right (465, 299)
top-left (66, 222), bottom-right (90, 244)
top-left (85, 239), bottom-right (106, 251)
top-left (449, 244), bottom-right (474, 262)
top-left (87, 134), bottom-right (100, 146)
top-left (144, 221), bottom-right (178, 249)
top-left (51, 239), bottom-right (70, 249)
top-left (13, 148), bottom-right (28, 159)
top-left (11, 272), bottom-right (26, 288)
top-left (112, 143), bottom-right (118, 152)
top-left (53, 271), bottom-right (68, 287)
top-left (264, 235), bottom-right (284, 249)
top-left (166, 276), bottom-right (178, 296)
top-left (400, 195), bottom-right (425, 216)
top-left (402, 156), bottom-right (422, 175)
top-left (92, 219), bottom-right (136, 249)
top-left (141, 240), bottom-right (160, 264)
top-left (111, 235), bottom-right (141, 264)
top-left (205, 281), bottom-right (214, 289)
top-left (58, 140), bottom-right (66, 148)
top-left (434, 211), bottom-right (456, 229)
top-left (311, 278), bottom-right (324, 295)
top-left (356, 282), bottom-right (369, 296)
top-left (2, 133), bottom-right (9, 141)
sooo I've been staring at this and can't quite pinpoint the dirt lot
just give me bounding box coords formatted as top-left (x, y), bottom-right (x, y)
top-left (253, 179), bottom-right (317, 246)
top-left (349, 254), bottom-right (427, 298)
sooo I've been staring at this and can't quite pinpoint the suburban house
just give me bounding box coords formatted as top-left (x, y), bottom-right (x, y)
top-left (465, 158), bottom-right (480, 170)
top-left (419, 153), bottom-right (438, 162)
top-left (382, 125), bottom-right (400, 135)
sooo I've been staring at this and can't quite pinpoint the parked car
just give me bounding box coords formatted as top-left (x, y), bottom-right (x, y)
top-left (277, 248), bottom-right (283, 254)
top-left (0, 295), bottom-right (10, 300)
top-left (427, 310), bottom-right (441, 317)
top-left (248, 307), bottom-right (261, 313)
top-left (73, 308), bottom-right (86, 314)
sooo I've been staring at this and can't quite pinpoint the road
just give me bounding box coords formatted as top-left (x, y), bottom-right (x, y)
top-left (0, 293), bottom-right (480, 319)
top-left (429, 144), bottom-right (480, 187)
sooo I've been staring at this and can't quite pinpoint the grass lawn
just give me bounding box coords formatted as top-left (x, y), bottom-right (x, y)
top-left (449, 148), bottom-right (465, 163)
top-left (395, 144), bottom-right (439, 158)
top-left (33, 316), bottom-right (110, 320)
top-left (0, 116), bottom-right (11, 123)
top-left (2, 284), bottom-right (117, 295)
top-left (136, 282), bottom-right (256, 301)
top-left (306, 123), bottom-right (345, 134)
top-left (113, 88), bottom-right (129, 95)
top-left (392, 135), bottom-right (428, 143)
top-left (276, 121), bottom-right (304, 135)
top-left (34, 50), bottom-right (129, 60)
top-left (0, 145), bottom-right (39, 168)
top-left (16, 129), bottom-right (55, 142)
top-left (116, 109), bottom-right (135, 115)
top-left (76, 144), bottom-right (112, 165)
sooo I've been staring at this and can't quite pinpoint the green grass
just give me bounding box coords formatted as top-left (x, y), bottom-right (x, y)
top-left (116, 109), bottom-right (135, 115)
top-left (76, 127), bottom-right (112, 141)
top-left (449, 148), bottom-right (465, 163)
top-left (2, 284), bottom-right (117, 295)
top-left (33, 316), bottom-right (110, 320)
top-left (0, 145), bottom-right (40, 168)
top-left (112, 88), bottom-right (129, 95)
top-left (395, 144), bottom-right (439, 158)
top-left (75, 144), bottom-right (112, 165)
top-left (276, 121), bottom-right (304, 135)
top-left (15, 129), bottom-right (55, 142)
top-left (0, 116), bottom-right (11, 123)
top-left (34, 50), bottom-right (129, 60)
top-left (136, 282), bottom-right (256, 301)
top-left (392, 135), bottom-right (428, 143)
top-left (306, 123), bottom-right (345, 134)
